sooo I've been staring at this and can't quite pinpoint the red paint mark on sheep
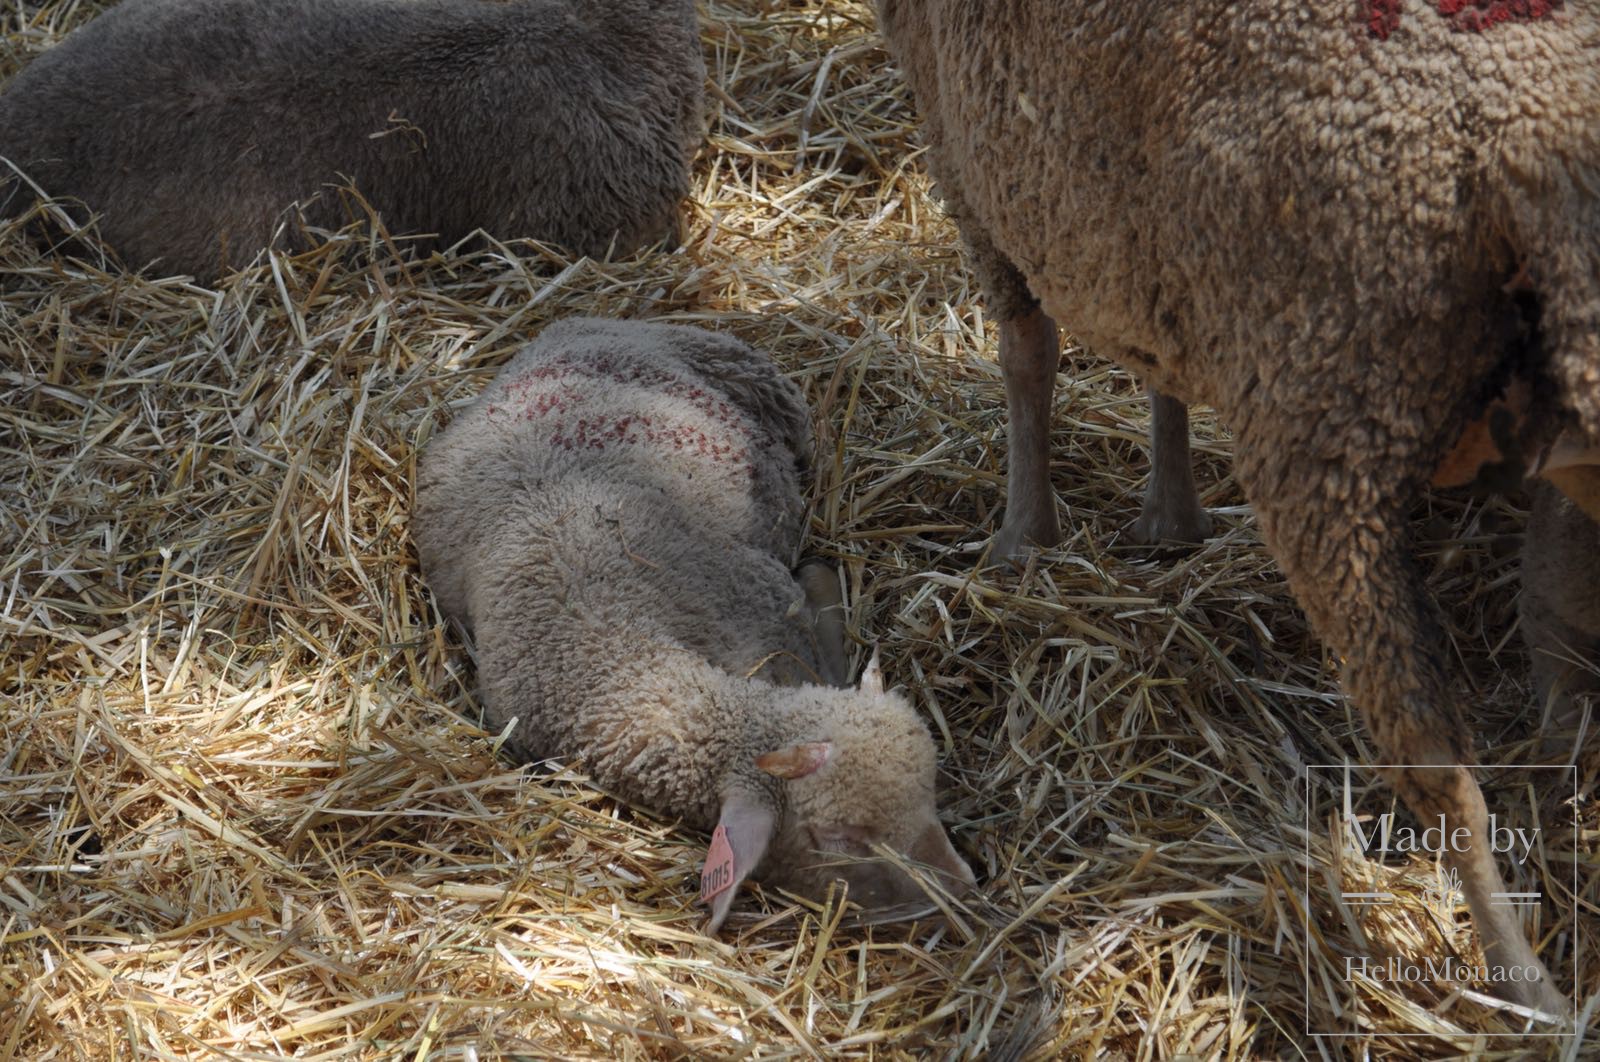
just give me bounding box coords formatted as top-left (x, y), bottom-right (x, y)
top-left (1367, 0), bottom-right (1403, 38)
top-left (1439, 0), bottom-right (1563, 32)
top-left (491, 358), bottom-right (758, 479)
top-left (508, 357), bottom-right (746, 432)
top-left (546, 413), bottom-right (753, 478)
top-left (1365, 0), bottom-right (1563, 38)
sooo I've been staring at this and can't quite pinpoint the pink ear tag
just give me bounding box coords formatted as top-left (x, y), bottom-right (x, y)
top-left (700, 825), bottom-right (737, 904)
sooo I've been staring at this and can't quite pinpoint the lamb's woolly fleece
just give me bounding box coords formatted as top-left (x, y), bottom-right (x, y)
top-left (414, 318), bottom-right (969, 914)
top-left (875, 0), bottom-right (1598, 1013)
top-left (0, 0), bottom-right (703, 280)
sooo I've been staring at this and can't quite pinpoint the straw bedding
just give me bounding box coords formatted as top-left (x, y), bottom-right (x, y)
top-left (2, 1), bottom-right (1596, 1057)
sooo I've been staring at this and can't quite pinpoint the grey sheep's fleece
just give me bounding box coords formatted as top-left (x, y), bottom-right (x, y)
top-left (413, 319), bottom-right (966, 913)
top-left (0, 0), bottom-right (703, 280)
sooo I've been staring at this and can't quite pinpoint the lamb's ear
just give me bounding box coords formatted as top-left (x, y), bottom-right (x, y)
top-left (755, 741), bottom-right (833, 779)
top-left (702, 789), bottom-right (777, 934)
top-left (860, 648), bottom-right (885, 697)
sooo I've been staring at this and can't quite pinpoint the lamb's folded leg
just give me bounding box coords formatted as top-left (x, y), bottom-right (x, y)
top-left (795, 560), bottom-right (849, 688)
top-left (1238, 415), bottom-right (1567, 1018)
top-left (991, 305), bottom-right (1063, 563)
top-left (1130, 388), bottom-right (1213, 545)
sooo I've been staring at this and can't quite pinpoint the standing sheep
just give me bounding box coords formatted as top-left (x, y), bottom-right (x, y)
top-left (876, 0), bottom-right (1600, 1014)
top-left (0, 0), bottom-right (703, 281)
top-left (414, 318), bottom-right (974, 929)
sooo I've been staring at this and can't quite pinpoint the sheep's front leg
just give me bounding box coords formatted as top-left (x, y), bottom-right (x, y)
top-left (991, 306), bottom-right (1063, 562)
top-left (1238, 438), bottom-right (1567, 1017)
top-left (1130, 389), bottom-right (1213, 545)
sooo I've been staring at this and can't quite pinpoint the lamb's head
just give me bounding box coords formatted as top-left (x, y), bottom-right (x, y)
top-left (703, 658), bottom-right (974, 932)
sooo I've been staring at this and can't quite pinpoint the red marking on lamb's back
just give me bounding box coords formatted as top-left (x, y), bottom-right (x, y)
top-left (548, 412), bottom-right (752, 478)
top-left (500, 355), bottom-right (746, 431)
top-left (485, 381), bottom-right (579, 421)
top-left (1366, 0), bottom-right (1563, 38)
top-left (490, 355), bottom-right (756, 479)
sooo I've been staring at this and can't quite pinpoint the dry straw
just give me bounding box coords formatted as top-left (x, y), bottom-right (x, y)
top-left (2, 1), bottom-right (1596, 1057)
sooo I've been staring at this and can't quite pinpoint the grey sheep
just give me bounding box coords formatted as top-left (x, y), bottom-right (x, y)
top-left (876, 0), bottom-right (1600, 1014)
top-left (0, 0), bottom-right (703, 281)
top-left (414, 318), bottom-right (974, 930)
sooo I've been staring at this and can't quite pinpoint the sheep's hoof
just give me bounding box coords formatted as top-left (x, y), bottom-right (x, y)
top-left (1503, 970), bottom-right (1572, 1023)
top-left (1129, 502), bottom-right (1213, 546)
top-left (987, 520), bottom-right (1060, 569)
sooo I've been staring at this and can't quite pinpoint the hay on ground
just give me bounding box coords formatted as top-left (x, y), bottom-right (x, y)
top-left (1, 1), bottom-right (1596, 1057)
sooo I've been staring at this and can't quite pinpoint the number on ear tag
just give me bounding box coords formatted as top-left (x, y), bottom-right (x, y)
top-left (699, 824), bottom-right (736, 904)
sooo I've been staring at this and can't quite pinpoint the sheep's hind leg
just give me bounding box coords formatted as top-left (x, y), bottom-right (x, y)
top-left (1237, 436), bottom-right (1568, 1018)
top-left (1521, 608), bottom-right (1597, 763)
top-left (946, 214), bottom-right (1062, 564)
top-left (1130, 388), bottom-right (1213, 545)
top-left (990, 306), bottom-right (1064, 564)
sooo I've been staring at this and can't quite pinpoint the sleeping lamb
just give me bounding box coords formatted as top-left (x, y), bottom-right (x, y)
top-left (0, 0), bottom-right (703, 280)
top-left (414, 318), bottom-right (974, 929)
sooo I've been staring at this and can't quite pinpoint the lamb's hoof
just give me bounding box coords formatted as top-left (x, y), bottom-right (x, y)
top-left (794, 559), bottom-right (849, 688)
top-left (794, 558), bottom-right (841, 600)
top-left (987, 521), bottom-right (1060, 569)
top-left (1129, 503), bottom-right (1213, 546)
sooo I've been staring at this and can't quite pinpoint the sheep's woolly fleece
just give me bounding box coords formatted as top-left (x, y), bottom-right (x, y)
top-left (1, 0), bottom-right (1597, 1058)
